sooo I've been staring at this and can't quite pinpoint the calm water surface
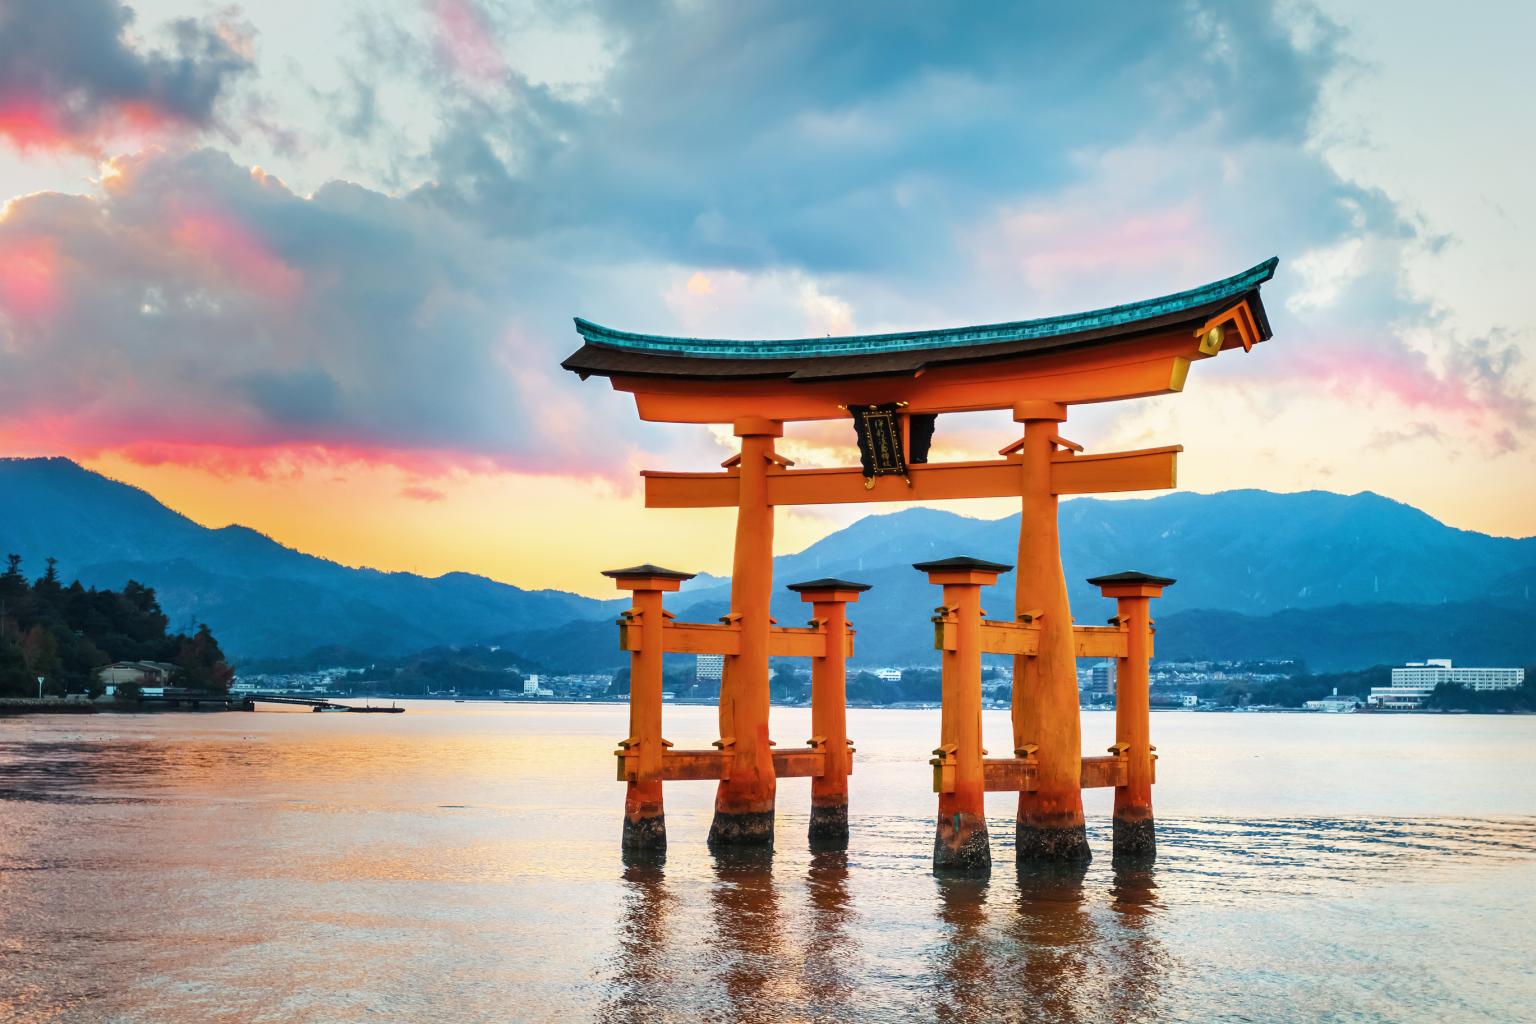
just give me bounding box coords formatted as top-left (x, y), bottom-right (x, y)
top-left (2, 703), bottom-right (1534, 1023)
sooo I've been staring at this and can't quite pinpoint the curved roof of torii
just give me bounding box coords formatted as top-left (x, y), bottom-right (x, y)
top-left (564, 257), bottom-right (1276, 383)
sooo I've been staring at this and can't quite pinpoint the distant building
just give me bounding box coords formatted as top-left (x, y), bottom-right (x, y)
top-left (696, 654), bottom-right (724, 684)
top-left (1369, 660), bottom-right (1524, 709)
top-left (522, 674), bottom-right (553, 697)
top-left (1086, 661), bottom-right (1116, 700)
top-left (873, 668), bottom-right (903, 683)
top-left (1303, 687), bottom-right (1360, 713)
top-left (98, 661), bottom-right (177, 696)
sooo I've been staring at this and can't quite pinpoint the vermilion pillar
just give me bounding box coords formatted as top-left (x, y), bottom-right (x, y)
top-left (1011, 401), bottom-right (1090, 863)
top-left (709, 417), bottom-right (783, 847)
top-left (788, 577), bottom-right (870, 848)
top-left (1089, 571), bottom-right (1174, 862)
top-left (918, 556), bottom-right (1010, 874)
top-left (604, 564), bottom-right (695, 851)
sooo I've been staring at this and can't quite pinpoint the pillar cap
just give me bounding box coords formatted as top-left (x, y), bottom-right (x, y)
top-left (1086, 571), bottom-right (1176, 587)
top-left (602, 564), bottom-right (696, 591)
top-left (786, 577), bottom-right (872, 593)
top-left (914, 556), bottom-right (1013, 574)
top-left (603, 564), bottom-right (696, 580)
top-left (1088, 570), bottom-right (1174, 599)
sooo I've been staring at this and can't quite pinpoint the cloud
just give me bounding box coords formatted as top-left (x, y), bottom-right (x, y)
top-left (2, 0), bottom-right (1531, 496)
top-left (400, 483), bottom-right (447, 502)
top-left (0, 147), bottom-right (659, 477)
top-left (0, 0), bottom-right (254, 153)
top-left (403, 3), bottom-right (1340, 274)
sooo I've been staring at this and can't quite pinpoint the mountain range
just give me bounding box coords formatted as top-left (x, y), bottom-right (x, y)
top-left (3, 456), bottom-right (1533, 672)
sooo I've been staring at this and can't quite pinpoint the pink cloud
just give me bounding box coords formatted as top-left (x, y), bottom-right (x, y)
top-left (170, 208), bottom-right (303, 303)
top-left (978, 199), bottom-right (1209, 299)
top-left (0, 2), bottom-right (252, 155)
top-left (400, 484), bottom-right (447, 502)
top-left (430, 0), bottom-right (507, 87)
top-left (1292, 334), bottom-right (1533, 444)
top-left (0, 234), bottom-right (60, 319)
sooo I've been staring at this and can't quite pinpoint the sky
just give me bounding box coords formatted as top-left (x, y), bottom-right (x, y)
top-left (0, 0), bottom-right (1532, 597)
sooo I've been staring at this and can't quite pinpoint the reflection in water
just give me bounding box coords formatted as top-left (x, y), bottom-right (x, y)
top-left (4, 707), bottom-right (1536, 1023)
top-left (929, 859), bottom-right (1176, 1024)
top-left (709, 847), bottom-right (785, 1018)
top-left (803, 851), bottom-right (855, 1021)
top-left (1009, 863), bottom-right (1096, 1024)
top-left (932, 875), bottom-right (994, 1023)
top-left (604, 854), bottom-right (671, 1024)
top-left (1103, 863), bottom-right (1171, 1024)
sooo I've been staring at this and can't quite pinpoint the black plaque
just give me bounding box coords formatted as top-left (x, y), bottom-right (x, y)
top-left (849, 403), bottom-right (908, 484)
top-left (908, 413), bottom-right (937, 464)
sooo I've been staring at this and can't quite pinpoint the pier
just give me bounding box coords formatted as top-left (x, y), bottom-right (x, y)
top-left (565, 258), bottom-right (1278, 871)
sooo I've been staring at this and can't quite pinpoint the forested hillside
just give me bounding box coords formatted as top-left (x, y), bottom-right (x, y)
top-left (0, 554), bottom-right (233, 697)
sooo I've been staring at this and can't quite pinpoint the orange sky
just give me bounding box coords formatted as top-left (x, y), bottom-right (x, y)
top-left (75, 372), bottom-right (1536, 599)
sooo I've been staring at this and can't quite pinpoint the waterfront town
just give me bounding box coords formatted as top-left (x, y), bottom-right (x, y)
top-left (223, 654), bottom-right (1528, 714)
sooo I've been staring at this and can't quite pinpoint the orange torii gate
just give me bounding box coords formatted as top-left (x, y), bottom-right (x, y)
top-left (565, 258), bottom-right (1278, 871)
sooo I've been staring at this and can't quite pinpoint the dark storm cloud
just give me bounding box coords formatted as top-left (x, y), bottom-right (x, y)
top-left (0, 0), bottom-right (252, 150)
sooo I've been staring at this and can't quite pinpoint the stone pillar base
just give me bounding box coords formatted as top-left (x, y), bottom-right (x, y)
top-left (708, 809), bottom-right (775, 847)
top-left (934, 812), bottom-right (991, 874)
top-left (807, 803), bottom-right (849, 849)
top-left (622, 813), bottom-right (666, 851)
top-left (1112, 815), bottom-right (1156, 863)
top-left (1016, 821), bottom-right (1092, 864)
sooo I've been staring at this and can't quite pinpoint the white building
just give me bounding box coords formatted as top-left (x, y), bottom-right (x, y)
top-left (873, 668), bottom-right (903, 683)
top-left (1089, 661), bottom-right (1116, 698)
top-left (522, 674), bottom-right (553, 697)
top-left (1303, 687), bottom-right (1360, 713)
top-left (1368, 660), bottom-right (1524, 709)
top-left (696, 654), bottom-right (724, 684)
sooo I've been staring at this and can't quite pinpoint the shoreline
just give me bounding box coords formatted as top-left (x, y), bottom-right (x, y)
top-left (4, 695), bottom-right (1529, 717)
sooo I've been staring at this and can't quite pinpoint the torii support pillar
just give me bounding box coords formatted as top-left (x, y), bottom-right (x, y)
top-left (1089, 571), bottom-right (1175, 863)
top-left (604, 564), bottom-right (697, 852)
top-left (709, 417), bottom-right (783, 847)
top-left (1012, 401), bottom-right (1091, 864)
top-left (918, 556), bottom-right (1011, 875)
top-left (788, 577), bottom-right (871, 848)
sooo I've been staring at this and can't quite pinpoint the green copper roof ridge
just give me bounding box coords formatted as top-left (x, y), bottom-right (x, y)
top-left (575, 257), bottom-right (1277, 360)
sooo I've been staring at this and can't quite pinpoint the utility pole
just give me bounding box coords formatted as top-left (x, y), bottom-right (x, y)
top-left (37, 675), bottom-right (44, 700)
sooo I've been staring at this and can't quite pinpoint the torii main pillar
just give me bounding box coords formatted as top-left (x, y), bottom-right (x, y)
top-left (1012, 401), bottom-right (1090, 863)
top-left (708, 416), bottom-right (782, 847)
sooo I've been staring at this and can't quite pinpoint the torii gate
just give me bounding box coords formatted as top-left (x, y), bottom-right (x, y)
top-left (564, 258), bottom-right (1278, 872)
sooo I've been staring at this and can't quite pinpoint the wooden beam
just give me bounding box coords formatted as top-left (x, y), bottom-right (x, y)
top-left (1073, 625), bottom-right (1130, 659)
top-left (617, 330), bottom-right (1203, 424)
top-left (981, 754), bottom-right (1129, 792)
top-left (980, 620), bottom-right (1040, 656)
top-left (767, 626), bottom-right (825, 658)
top-left (643, 446), bottom-right (1181, 509)
top-left (621, 747), bottom-right (832, 782)
top-left (1080, 754), bottom-right (1128, 789)
top-left (1052, 446), bottom-right (1179, 495)
top-left (658, 749), bottom-right (731, 781)
top-left (620, 621), bottom-right (742, 655)
top-left (772, 748), bottom-right (827, 778)
top-left (621, 620), bottom-right (855, 658)
top-left (982, 757), bottom-right (1037, 792)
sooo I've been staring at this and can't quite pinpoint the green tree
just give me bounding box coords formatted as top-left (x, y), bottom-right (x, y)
top-left (171, 623), bottom-right (235, 693)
